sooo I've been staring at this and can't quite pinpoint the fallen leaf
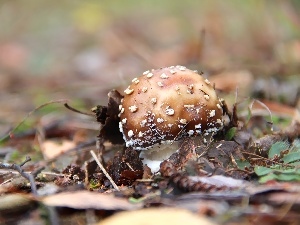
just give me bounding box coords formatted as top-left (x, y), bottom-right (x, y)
top-left (268, 192), bottom-right (300, 205)
top-left (0, 42), bottom-right (29, 70)
top-left (41, 140), bottom-right (76, 160)
top-left (0, 194), bottom-right (34, 213)
top-left (42, 190), bottom-right (142, 210)
top-left (209, 70), bottom-right (253, 93)
top-left (97, 208), bottom-right (217, 225)
top-left (252, 99), bottom-right (298, 118)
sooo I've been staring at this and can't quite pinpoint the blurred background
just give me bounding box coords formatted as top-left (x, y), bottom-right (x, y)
top-left (0, 0), bottom-right (299, 131)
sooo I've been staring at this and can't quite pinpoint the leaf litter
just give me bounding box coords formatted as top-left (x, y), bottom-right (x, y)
top-left (2, 85), bottom-right (299, 224)
top-left (0, 72), bottom-right (299, 224)
top-left (1, 2), bottom-right (300, 224)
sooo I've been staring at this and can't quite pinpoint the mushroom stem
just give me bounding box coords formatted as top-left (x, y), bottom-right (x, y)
top-left (140, 141), bottom-right (179, 172)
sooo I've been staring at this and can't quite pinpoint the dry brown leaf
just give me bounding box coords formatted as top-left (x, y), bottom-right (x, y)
top-left (0, 42), bottom-right (29, 70)
top-left (41, 140), bottom-right (76, 160)
top-left (97, 208), bottom-right (217, 225)
top-left (268, 192), bottom-right (300, 205)
top-left (210, 70), bottom-right (253, 93)
top-left (42, 190), bottom-right (142, 210)
top-left (0, 194), bottom-right (33, 213)
top-left (275, 40), bottom-right (300, 65)
top-left (252, 99), bottom-right (298, 118)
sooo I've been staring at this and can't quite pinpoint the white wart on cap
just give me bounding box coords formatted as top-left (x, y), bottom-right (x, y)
top-left (118, 65), bottom-right (224, 151)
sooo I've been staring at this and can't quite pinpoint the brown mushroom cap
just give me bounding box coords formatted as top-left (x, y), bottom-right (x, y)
top-left (119, 65), bottom-right (224, 150)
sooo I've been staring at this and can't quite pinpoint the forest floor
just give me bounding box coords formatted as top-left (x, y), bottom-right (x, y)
top-left (0, 1), bottom-right (300, 224)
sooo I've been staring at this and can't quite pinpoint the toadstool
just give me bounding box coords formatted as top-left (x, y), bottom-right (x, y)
top-left (119, 65), bottom-right (224, 172)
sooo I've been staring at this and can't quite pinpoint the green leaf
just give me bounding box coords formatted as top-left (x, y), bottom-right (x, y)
top-left (289, 161), bottom-right (300, 166)
top-left (275, 168), bottom-right (300, 174)
top-left (254, 166), bottom-right (274, 176)
top-left (258, 173), bottom-right (278, 183)
top-left (282, 152), bottom-right (300, 164)
top-left (128, 197), bottom-right (144, 204)
top-left (258, 173), bottom-right (300, 183)
top-left (268, 141), bottom-right (289, 158)
top-left (235, 159), bottom-right (251, 170)
top-left (225, 127), bottom-right (237, 141)
top-left (258, 170), bottom-right (300, 183)
top-left (274, 173), bottom-right (300, 181)
top-left (256, 165), bottom-right (300, 183)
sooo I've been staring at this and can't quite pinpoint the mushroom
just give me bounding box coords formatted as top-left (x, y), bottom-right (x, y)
top-left (119, 65), bottom-right (224, 172)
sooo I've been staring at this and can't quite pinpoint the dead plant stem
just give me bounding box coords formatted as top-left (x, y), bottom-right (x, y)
top-left (90, 150), bottom-right (120, 191)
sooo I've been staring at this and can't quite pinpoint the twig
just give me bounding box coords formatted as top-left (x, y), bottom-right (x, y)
top-left (126, 162), bottom-right (135, 171)
top-left (20, 156), bottom-right (31, 166)
top-left (249, 99), bottom-right (273, 131)
top-left (241, 151), bottom-right (292, 168)
top-left (32, 166), bottom-right (46, 177)
top-left (0, 170), bottom-right (64, 177)
top-left (225, 168), bottom-right (253, 175)
top-left (64, 103), bottom-right (94, 117)
top-left (90, 150), bottom-right (120, 191)
top-left (250, 121), bottom-right (300, 157)
top-left (46, 206), bottom-right (60, 225)
top-left (0, 99), bottom-right (69, 143)
top-left (0, 156), bottom-right (43, 195)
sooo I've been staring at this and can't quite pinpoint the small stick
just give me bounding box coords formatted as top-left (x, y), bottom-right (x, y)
top-left (241, 151), bottom-right (292, 168)
top-left (126, 162), bottom-right (134, 171)
top-left (0, 99), bottom-right (69, 143)
top-left (90, 150), bottom-right (120, 191)
top-left (249, 99), bottom-right (274, 131)
top-left (64, 103), bottom-right (94, 116)
top-left (0, 156), bottom-right (43, 195)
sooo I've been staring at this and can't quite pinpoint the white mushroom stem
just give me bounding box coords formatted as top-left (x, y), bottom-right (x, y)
top-left (139, 135), bottom-right (209, 173)
top-left (139, 141), bottom-right (179, 173)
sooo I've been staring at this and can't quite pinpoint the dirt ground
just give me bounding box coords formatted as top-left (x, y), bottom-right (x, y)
top-left (0, 1), bottom-right (300, 224)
